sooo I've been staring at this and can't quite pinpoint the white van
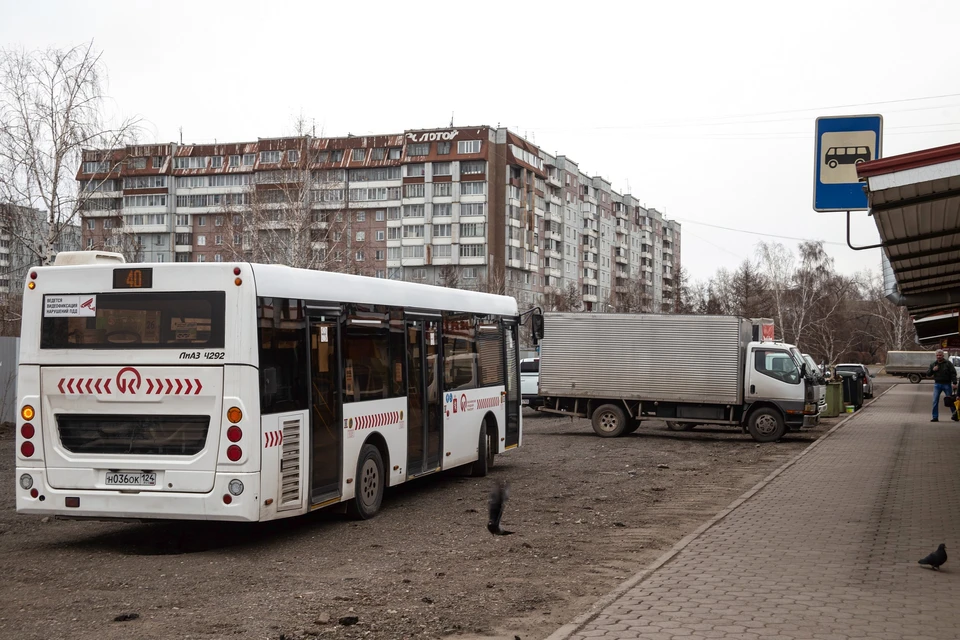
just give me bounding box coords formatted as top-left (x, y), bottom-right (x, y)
top-left (520, 357), bottom-right (541, 408)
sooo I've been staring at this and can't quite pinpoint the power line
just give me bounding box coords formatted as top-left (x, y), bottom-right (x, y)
top-left (520, 92), bottom-right (960, 132)
top-left (674, 218), bottom-right (849, 246)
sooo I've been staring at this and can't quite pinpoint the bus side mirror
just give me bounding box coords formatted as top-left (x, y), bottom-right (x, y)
top-left (531, 313), bottom-right (544, 345)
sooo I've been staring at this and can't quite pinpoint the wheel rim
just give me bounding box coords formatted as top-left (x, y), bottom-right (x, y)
top-left (598, 411), bottom-right (620, 433)
top-left (754, 414), bottom-right (778, 436)
top-left (359, 458), bottom-right (380, 510)
top-left (485, 430), bottom-right (495, 466)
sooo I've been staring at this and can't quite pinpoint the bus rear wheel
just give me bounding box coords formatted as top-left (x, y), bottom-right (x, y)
top-left (348, 444), bottom-right (384, 520)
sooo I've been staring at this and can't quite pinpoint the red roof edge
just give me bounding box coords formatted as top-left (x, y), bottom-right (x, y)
top-left (857, 141), bottom-right (960, 179)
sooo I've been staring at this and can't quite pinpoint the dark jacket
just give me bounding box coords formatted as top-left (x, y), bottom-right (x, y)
top-left (927, 359), bottom-right (958, 385)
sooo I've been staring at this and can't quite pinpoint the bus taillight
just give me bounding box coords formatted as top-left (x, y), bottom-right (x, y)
top-left (21, 423), bottom-right (35, 439)
top-left (20, 442), bottom-right (35, 457)
top-left (227, 445), bottom-right (242, 462)
top-left (227, 426), bottom-right (242, 442)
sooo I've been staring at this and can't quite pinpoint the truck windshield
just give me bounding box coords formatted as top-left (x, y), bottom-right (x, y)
top-left (40, 291), bottom-right (226, 350)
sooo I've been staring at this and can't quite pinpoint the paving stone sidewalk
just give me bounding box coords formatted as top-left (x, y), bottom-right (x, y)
top-left (549, 384), bottom-right (960, 640)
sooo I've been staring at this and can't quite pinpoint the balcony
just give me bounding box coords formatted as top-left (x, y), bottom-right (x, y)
top-left (615, 223), bottom-right (628, 235)
top-left (582, 293), bottom-right (598, 303)
top-left (546, 267), bottom-right (562, 278)
top-left (615, 253), bottom-right (629, 265)
top-left (545, 248), bottom-right (561, 260)
top-left (615, 285), bottom-right (629, 294)
top-left (546, 172), bottom-right (562, 188)
top-left (545, 230), bottom-right (562, 242)
top-left (584, 277), bottom-right (598, 287)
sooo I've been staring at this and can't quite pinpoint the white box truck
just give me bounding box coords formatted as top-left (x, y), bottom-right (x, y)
top-left (535, 313), bottom-right (820, 443)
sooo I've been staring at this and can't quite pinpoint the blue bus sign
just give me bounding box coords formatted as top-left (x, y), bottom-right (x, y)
top-left (813, 114), bottom-right (883, 212)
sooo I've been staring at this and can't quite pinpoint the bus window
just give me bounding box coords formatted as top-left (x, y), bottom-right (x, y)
top-left (443, 311), bottom-right (477, 391)
top-left (259, 298), bottom-right (309, 414)
top-left (41, 291), bottom-right (225, 349)
top-left (343, 307), bottom-right (393, 403)
top-left (476, 317), bottom-right (504, 386)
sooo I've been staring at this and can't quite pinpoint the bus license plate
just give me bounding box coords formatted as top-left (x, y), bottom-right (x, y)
top-left (105, 472), bottom-right (157, 487)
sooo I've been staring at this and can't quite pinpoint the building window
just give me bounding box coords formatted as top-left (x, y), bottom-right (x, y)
top-left (388, 247), bottom-right (401, 260)
top-left (355, 250), bottom-right (364, 261)
top-left (458, 140), bottom-right (481, 154)
top-left (408, 143), bottom-right (429, 157)
top-left (260, 151), bottom-right (281, 164)
top-left (355, 211), bottom-right (366, 222)
top-left (438, 142), bottom-right (451, 155)
top-left (460, 222), bottom-right (485, 238)
top-left (433, 244), bottom-right (452, 257)
top-left (153, 156), bottom-right (165, 168)
top-left (197, 235), bottom-right (206, 246)
top-left (214, 254), bottom-right (222, 262)
top-left (86, 237), bottom-right (94, 249)
top-left (243, 154), bottom-right (255, 165)
top-left (460, 203), bottom-right (485, 217)
top-left (356, 231), bottom-right (365, 242)
top-left (433, 162), bottom-right (451, 176)
top-left (211, 156), bottom-right (223, 168)
top-left (460, 244), bottom-right (485, 258)
top-left (331, 150), bottom-right (344, 162)
top-left (403, 225), bottom-right (424, 239)
top-left (403, 204), bottom-right (424, 218)
top-left (462, 267), bottom-right (478, 279)
top-left (376, 269), bottom-right (386, 278)
top-left (86, 219), bottom-right (95, 230)
top-left (410, 268), bottom-right (426, 280)
top-left (461, 161), bottom-right (484, 175)
top-left (352, 148), bottom-right (365, 162)
top-left (434, 182), bottom-right (452, 197)
top-left (375, 210), bottom-right (385, 221)
top-left (215, 216), bottom-right (223, 226)
top-left (215, 235), bottom-right (223, 245)
top-left (387, 207), bottom-right (401, 220)
top-left (197, 254), bottom-right (206, 263)
top-left (82, 161), bottom-right (110, 173)
top-left (461, 181), bottom-right (485, 195)
top-left (388, 148), bottom-right (402, 160)
top-left (406, 163), bottom-right (425, 177)
top-left (197, 216), bottom-right (206, 226)
top-left (376, 230), bottom-right (385, 241)
top-left (405, 184), bottom-right (425, 198)
top-left (287, 150), bottom-right (299, 163)
top-left (433, 203), bottom-right (451, 217)
top-left (433, 224), bottom-right (451, 237)
top-left (130, 157), bottom-right (147, 170)
top-left (371, 148), bottom-right (385, 160)
top-left (388, 227), bottom-right (401, 240)
top-left (230, 155), bottom-right (241, 167)
top-left (375, 250), bottom-right (385, 260)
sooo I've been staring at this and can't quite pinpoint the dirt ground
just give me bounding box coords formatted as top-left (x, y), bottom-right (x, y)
top-left (0, 381), bottom-right (892, 640)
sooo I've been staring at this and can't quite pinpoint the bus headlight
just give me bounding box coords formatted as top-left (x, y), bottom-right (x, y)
top-left (19, 474), bottom-right (33, 490)
top-left (228, 479), bottom-right (244, 496)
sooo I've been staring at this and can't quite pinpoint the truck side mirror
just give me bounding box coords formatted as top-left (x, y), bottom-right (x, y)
top-left (531, 313), bottom-right (544, 345)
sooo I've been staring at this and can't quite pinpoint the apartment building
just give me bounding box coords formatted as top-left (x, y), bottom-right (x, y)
top-left (0, 204), bottom-right (81, 295)
top-left (78, 126), bottom-right (681, 312)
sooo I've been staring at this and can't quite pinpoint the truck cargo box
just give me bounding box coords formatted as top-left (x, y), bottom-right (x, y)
top-left (538, 313), bottom-right (748, 405)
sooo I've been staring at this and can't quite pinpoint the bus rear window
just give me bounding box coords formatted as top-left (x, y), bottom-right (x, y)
top-left (40, 292), bottom-right (226, 349)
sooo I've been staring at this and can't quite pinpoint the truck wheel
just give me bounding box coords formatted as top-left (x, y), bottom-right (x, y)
top-left (666, 421), bottom-right (696, 431)
top-left (747, 408), bottom-right (786, 443)
top-left (592, 404), bottom-right (627, 437)
top-left (908, 373), bottom-right (921, 384)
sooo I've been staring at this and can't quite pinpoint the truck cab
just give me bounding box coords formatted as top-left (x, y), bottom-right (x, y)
top-left (742, 342), bottom-right (819, 440)
top-left (520, 357), bottom-right (541, 409)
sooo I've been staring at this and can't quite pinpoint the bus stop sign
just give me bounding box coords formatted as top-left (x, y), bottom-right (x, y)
top-left (813, 114), bottom-right (883, 212)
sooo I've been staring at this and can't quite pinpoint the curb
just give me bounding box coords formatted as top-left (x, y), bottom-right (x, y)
top-left (543, 383), bottom-right (897, 640)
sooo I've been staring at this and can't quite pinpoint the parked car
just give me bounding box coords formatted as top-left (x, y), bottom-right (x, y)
top-left (520, 357), bottom-right (541, 408)
top-left (834, 363), bottom-right (875, 398)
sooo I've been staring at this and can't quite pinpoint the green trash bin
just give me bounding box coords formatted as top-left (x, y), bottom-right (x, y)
top-left (824, 381), bottom-right (843, 417)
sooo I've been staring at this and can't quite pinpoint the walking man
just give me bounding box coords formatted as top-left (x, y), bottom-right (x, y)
top-left (927, 349), bottom-right (958, 422)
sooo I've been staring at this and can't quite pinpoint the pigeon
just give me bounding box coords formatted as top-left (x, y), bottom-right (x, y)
top-left (487, 480), bottom-right (513, 536)
top-left (918, 543), bottom-right (947, 570)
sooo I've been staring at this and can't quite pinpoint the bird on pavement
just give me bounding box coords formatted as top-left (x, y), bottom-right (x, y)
top-left (918, 543), bottom-right (947, 570)
top-left (487, 481), bottom-right (513, 536)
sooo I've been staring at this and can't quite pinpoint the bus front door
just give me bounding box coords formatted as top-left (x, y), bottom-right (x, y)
top-left (406, 317), bottom-right (442, 476)
top-left (309, 318), bottom-right (342, 503)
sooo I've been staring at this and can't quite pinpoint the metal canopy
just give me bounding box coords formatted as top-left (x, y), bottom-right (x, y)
top-left (858, 142), bottom-right (960, 319)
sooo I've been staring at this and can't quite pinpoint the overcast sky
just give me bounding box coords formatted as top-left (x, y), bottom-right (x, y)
top-left (3, 0), bottom-right (958, 283)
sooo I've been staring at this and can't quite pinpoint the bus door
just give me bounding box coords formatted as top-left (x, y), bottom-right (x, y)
top-left (405, 316), bottom-right (442, 476)
top-left (308, 311), bottom-right (342, 504)
top-left (503, 319), bottom-right (521, 448)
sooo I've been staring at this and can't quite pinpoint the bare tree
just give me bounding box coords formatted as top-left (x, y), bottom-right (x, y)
top-left (0, 42), bottom-right (140, 266)
top-left (544, 281), bottom-right (582, 312)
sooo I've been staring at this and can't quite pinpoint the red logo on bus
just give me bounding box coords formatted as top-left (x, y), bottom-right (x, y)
top-left (116, 367), bottom-right (142, 394)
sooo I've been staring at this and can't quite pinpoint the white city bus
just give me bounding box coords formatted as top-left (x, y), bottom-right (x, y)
top-left (15, 252), bottom-right (522, 522)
